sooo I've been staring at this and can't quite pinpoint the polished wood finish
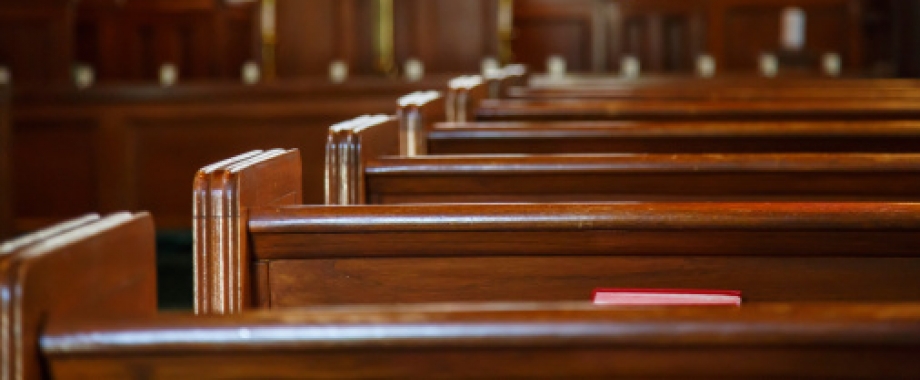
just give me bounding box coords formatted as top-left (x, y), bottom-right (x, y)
top-left (10, 78), bottom-right (447, 233)
top-left (195, 150), bottom-right (301, 315)
top-left (476, 98), bottom-right (920, 121)
top-left (0, 212), bottom-right (157, 380)
top-left (0, 85), bottom-right (11, 239)
top-left (511, 77), bottom-right (920, 100)
top-left (202, 148), bottom-right (920, 309)
top-left (76, 0), bottom-right (257, 82)
top-left (326, 116), bottom-right (399, 205)
top-left (245, 202), bottom-right (920, 306)
top-left (43, 302), bottom-right (920, 379)
top-left (394, 0), bottom-right (500, 74)
top-left (364, 153), bottom-right (920, 204)
top-left (511, 0), bottom-right (863, 74)
top-left (427, 120), bottom-right (920, 155)
top-left (397, 91), bottom-right (446, 156)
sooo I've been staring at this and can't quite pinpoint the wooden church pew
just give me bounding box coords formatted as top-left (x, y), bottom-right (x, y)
top-left (199, 149), bottom-right (920, 313)
top-left (42, 302), bottom-right (920, 379)
top-left (510, 77), bottom-right (920, 101)
top-left (396, 89), bottom-right (920, 156)
top-left (11, 77), bottom-right (453, 234)
top-left (333, 115), bottom-right (920, 205)
top-left (475, 98), bottom-right (920, 122)
top-left (6, 206), bottom-right (920, 378)
top-left (427, 120), bottom-right (920, 155)
top-left (0, 212), bottom-right (157, 380)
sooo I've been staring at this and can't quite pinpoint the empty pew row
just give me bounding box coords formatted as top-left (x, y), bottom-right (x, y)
top-left (475, 98), bottom-right (920, 122)
top-left (445, 75), bottom-right (920, 125)
top-left (199, 149), bottom-right (920, 314)
top-left (6, 206), bottom-right (920, 378)
top-left (329, 115), bottom-right (920, 205)
top-left (10, 77), bottom-right (451, 233)
top-left (512, 76), bottom-right (920, 100)
top-left (399, 91), bottom-right (920, 155)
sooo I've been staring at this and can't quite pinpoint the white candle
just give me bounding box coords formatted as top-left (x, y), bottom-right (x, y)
top-left (159, 63), bottom-right (178, 87)
top-left (405, 58), bottom-right (424, 82)
top-left (74, 64), bottom-right (94, 89)
top-left (547, 55), bottom-right (566, 78)
top-left (0, 66), bottom-right (9, 85)
top-left (823, 52), bottom-right (842, 77)
top-left (241, 61), bottom-right (261, 85)
top-left (329, 60), bottom-right (348, 83)
top-left (621, 55), bottom-right (641, 78)
top-left (696, 54), bottom-right (716, 78)
top-left (781, 7), bottom-right (807, 51)
top-left (759, 53), bottom-right (779, 78)
top-left (481, 57), bottom-right (500, 78)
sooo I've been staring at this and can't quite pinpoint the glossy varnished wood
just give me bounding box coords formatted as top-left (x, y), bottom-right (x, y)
top-left (248, 202), bottom-right (920, 305)
top-left (476, 98), bottom-right (920, 121)
top-left (363, 153), bottom-right (920, 204)
top-left (42, 302), bottom-right (920, 379)
top-left (11, 78), bottom-right (448, 232)
top-left (325, 116), bottom-right (399, 205)
top-left (195, 149), bottom-right (301, 315)
top-left (0, 212), bottom-right (157, 380)
top-left (427, 120), bottom-right (920, 154)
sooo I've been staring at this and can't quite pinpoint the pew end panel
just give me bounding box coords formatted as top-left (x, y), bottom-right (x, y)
top-left (325, 116), bottom-right (399, 205)
top-left (248, 203), bottom-right (920, 307)
top-left (193, 150), bottom-right (266, 315)
top-left (1, 212), bottom-right (157, 380)
top-left (41, 302), bottom-right (920, 379)
top-left (447, 76), bottom-right (489, 123)
top-left (397, 91), bottom-right (446, 156)
top-left (197, 149), bottom-right (302, 315)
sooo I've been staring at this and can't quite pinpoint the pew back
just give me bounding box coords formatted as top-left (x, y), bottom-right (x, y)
top-left (427, 120), bottom-right (920, 155)
top-left (0, 213), bottom-right (156, 379)
top-left (43, 302), bottom-right (920, 379)
top-left (476, 98), bottom-right (920, 122)
top-left (200, 151), bottom-right (920, 311)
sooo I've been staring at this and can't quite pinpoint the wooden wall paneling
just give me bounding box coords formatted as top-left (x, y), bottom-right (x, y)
top-left (274, 0), bottom-right (378, 78)
top-left (607, 0), bottom-right (707, 73)
top-left (76, 0), bottom-right (257, 82)
top-left (12, 114), bottom-right (100, 233)
top-left (712, 0), bottom-right (863, 73)
top-left (394, 0), bottom-right (500, 74)
top-left (512, 0), bottom-right (604, 72)
top-left (0, 1), bottom-right (74, 85)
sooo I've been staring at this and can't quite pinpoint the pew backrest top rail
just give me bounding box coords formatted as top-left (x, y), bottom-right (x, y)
top-left (40, 303), bottom-right (920, 378)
